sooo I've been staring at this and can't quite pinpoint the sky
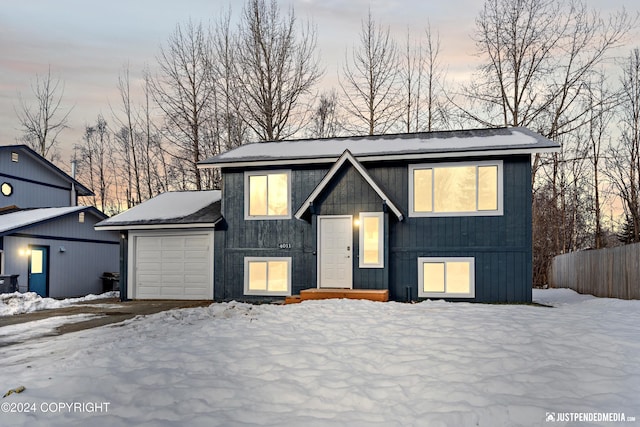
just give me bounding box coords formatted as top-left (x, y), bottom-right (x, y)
top-left (1, 0), bottom-right (638, 172)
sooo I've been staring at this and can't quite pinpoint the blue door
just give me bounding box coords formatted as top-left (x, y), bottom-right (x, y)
top-left (28, 246), bottom-right (49, 297)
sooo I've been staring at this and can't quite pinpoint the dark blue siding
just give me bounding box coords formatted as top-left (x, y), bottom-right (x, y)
top-left (215, 155), bottom-right (533, 303)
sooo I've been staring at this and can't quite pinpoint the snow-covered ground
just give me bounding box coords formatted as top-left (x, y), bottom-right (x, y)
top-left (0, 291), bottom-right (119, 316)
top-left (1, 289), bottom-right (638, 427)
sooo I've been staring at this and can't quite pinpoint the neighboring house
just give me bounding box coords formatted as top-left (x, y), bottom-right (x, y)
top-left (95, 191), bottom-right (222, 300)
top-left (0, 145), bottom-right (119, 297)
top-left (196, 127), bottom-right (560, 303)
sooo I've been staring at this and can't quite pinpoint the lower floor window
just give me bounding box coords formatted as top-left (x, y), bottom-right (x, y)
top-left (244, 257), bottom-right (292, 296)
top-left (418, 257), bottom-right (475, 298)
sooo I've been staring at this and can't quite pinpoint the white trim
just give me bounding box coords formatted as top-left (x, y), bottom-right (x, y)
top-left (243, 256), bottom-right (292, 296)
top-left (295, 150), bottom-right (404, 221)
top-left (417, 257), bottom-right (475, 298)
top-left (317, 215), bottom-right (353, 289)
top-left (358, 212), bottom-right (384, 268)
top-left (127, 230), bottom-right (215, 300)
top-left (408, 160), bottom-right (504, 217)
top-left (197, 147), bottom-right (560, 169)
top-left (244, 170), bottom-right (292, 220)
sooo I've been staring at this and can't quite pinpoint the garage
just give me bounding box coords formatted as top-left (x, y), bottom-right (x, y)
top-left (131, 231), bottom-right (214, 299)
top-left (95, 190), bottom-right (222, 301)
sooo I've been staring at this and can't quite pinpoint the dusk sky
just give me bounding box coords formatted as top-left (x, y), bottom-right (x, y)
top-left (1, 0), bottom-right (638, 170)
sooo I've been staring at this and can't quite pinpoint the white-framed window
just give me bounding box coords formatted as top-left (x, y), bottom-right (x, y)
top-left (409, 160), bottom-right (503, 217)
top-left (244, 257), bottom-right (292, 296)
top-left (417, 257), bottom-right (475, 298)
top-left (359, 212), bottom-right (384, 268)
top-left (244, 170), bottom-right (291, 220)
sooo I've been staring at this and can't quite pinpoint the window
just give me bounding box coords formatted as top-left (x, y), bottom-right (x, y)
top-left (409, 161), bottom-right (502, 217)
top-left (418, 257), bottom-right (475, 298)
top-left (1, 182), bottom-right (13, 197)
top-left (244, 171), bottom-right (291, 219)
top-left (359, 212), bottom-right (384, 268)
top-left (244, 257), bottom-right (292, 296)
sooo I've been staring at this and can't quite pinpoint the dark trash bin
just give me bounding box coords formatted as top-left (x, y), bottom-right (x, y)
top-left (100, 272), bottom-right (120, 293)
top-left (0, 275), bottom-right (19, 293)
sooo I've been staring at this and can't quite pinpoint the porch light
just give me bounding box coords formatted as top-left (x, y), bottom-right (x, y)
top-left (354, 219), bottom-right (360, 228)
top-left (19, 248), bottom-right (31, 256)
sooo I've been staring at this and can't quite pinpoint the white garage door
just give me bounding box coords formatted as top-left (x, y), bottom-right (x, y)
top-left (132, 231), bottom-right (214, 299)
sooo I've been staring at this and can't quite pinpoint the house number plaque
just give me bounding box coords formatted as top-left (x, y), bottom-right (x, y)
top-left (278, 243), bottom-right (292, 249)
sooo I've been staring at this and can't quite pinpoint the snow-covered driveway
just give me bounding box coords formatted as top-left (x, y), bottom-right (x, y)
top-left (0, 289), bottom-right (638, 427)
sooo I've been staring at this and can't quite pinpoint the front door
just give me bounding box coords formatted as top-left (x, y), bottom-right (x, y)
top-left (318, 216), bottom-right (353, 288)
top-left (28, 245), bottom-right (49, 297)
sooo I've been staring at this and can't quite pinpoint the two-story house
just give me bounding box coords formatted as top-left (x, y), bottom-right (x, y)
top-left (198, 127), bottom-right (559, 303)
top-left (0, 145), bottom-right (119, 297)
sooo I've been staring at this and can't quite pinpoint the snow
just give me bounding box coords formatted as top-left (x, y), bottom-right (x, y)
top-left (0, 314), bottom-right (102, 345)
top-left (96, 190), bottom-right (221, 225)
top-left (205, 128), bottom-right (550, 164)
top-left (1, 288), bottom-right (639, 427)
top-left (0, 207), bottom-right (86, 234)
top-left (0, 291), bottom-right (119, 316)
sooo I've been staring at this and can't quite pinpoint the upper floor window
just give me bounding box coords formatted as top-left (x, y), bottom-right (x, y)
top-left (408, 160), bottom-right (503, 217)
top-left (244, 170), bottom-right (291, 220)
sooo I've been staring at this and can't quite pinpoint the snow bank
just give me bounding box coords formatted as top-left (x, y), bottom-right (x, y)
top-left (1, 290), bottom-right (638, 427)
top-left (0, 291), bottom-right (119, 316)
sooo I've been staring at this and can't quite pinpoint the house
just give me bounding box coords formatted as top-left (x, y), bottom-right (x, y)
top-left (94, 191), bottom-right (222, 300)
top-left (196, 127), bottom-right (560, 303)
top-left (0, 145), bottom-right (119, 297)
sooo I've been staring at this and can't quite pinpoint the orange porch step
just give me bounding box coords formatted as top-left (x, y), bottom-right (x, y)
top-left (298, 288), bottom-right (388, 302)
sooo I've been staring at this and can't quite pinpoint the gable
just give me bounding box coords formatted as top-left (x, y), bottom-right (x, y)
top-left (295, 150), bottom-right (403, 221)
top-left (0, 146), bottom-right (92, 197)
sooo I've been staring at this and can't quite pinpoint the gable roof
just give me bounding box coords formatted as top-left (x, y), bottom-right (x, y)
top-left (198, 127), bottom-right (560, 168)
top-left (0, 206), bottom-right (106, 236)
top-left (295, 150), bottom-right (404, 221)
top-left (0, 145), bottom-right (93, 196)
top-left (95, 190), bottom-right (222, 230)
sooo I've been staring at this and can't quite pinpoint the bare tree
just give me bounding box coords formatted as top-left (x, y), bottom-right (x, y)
top-left (16, 66), bottom-right (72, 161)
top-left (309, 90), bottom-right (342, 138)
top-left (75, 116), bottom-right (113, 213)
top-left (608, 49), bottom-right (640, 243)
top-left (233, 0), bottom-right (322, 141)
top-left (584, 72), bottom-right (617, 248)
top-left (212, 9), bottom-right (250, 150)
top-left (399, 24), bottom-right (449, 133)
top-left (150, 20), bottom-right (217, 190)
top-left (340, 10), bottom-right (401, 135)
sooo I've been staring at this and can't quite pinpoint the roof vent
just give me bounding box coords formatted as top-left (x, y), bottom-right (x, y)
top-left (11, 152), bottom-right (18, 162)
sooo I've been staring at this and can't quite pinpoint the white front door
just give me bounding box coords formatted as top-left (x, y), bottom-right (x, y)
top-left (318, 216), bottom-right (353, 288)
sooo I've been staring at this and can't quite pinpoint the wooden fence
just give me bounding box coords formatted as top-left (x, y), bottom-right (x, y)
top-left (549, 242), bottom-right (640, 299)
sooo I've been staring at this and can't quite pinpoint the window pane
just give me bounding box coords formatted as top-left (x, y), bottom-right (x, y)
top-left (362, 216), bottom-right (380, 264)
top-left (446, 262), bottom-right (471, 293)
top-left (413, 169), bottom-right (433, 212)
top-left (31, 250), bottom-right (43, 274)
top-left (478, 166), bottom-right (498, 211)
top-left (423, 262), bottom-right (445, 293)
top-left (248, 262), bottom-right (267, 290)
top-left (267, 173), bottom-right (288, 216)
top-left (434, 166), bottom-right (476, 212)
top-left (267, 261), bottom-right (288, 292)
top-left (249, 175), bottom-right (267, 216)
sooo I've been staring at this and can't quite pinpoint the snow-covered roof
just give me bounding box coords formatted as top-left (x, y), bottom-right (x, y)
top-left (0, 206), bottom-right (89, 235)
top-left (95, 190), bottom-right (222, 230)
top-left (198, 127), bottom-right (560, 168)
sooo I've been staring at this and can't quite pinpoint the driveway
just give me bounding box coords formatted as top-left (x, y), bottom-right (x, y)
top-left (0, 299), bottom-right (212, 345)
